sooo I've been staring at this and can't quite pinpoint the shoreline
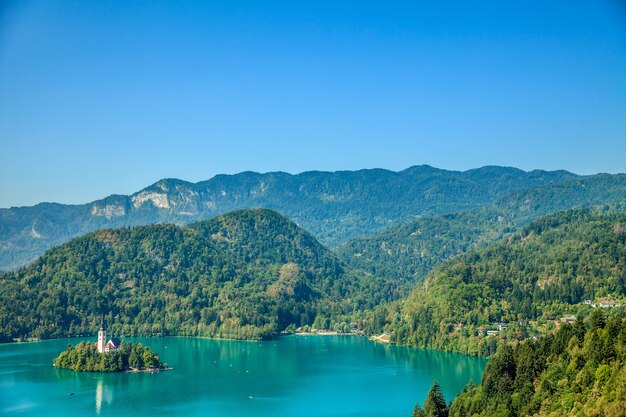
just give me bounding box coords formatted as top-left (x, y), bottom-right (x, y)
top-left (5, 333), bottom-right (489, 360)
top-left (370, 333), bottom-right (391, 344)
top-left (293, 331), bottom-right (357, 336)
top-left (127, 366), bottom-right (173, 373)
top-left (53, 365), bottom-right (173, 374)
top-left (4, 331), bottom-right (361, 346)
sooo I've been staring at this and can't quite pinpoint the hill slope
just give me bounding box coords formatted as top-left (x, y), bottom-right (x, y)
top-left (338, 174), bottom-right (626, 286)
top-left (0, 209), bottom-right (382, 342)
top-left (0, 165), bottom-right (576, 271)
top-left (380, 209), bottom-right (626, 355)
top-left (447, 312), bottom-right (626, 417)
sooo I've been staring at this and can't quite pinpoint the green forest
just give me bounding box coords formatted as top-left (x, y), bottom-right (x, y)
top-left (337, 209), bottom-right (505, 287)
top-left (0, 209), bottom-right (393, 342)
top-left (5, 167), bottom-right (626, 272)
top-left (376, 209), bottom-right (626, 356)
top-left (2, 208), bottom-right (626, 350)
top-left (338, 175), bottom-right (626, 288)
top-left (443, 310), bottom-right (626, 417)
top-left (408, 310), bottom-right (626, 417)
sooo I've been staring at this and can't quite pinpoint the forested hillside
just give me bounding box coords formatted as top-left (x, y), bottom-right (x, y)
top-left (447, 311), bottom-right (626, 417)
top-left (337, 210), bottom-right (503, 287)
top-left (0, 165), bottom-right (577, 271)
top-left (376, 209), bottom-right (626, 356)
top-left (0, 209), bottom-right (387, 342)
top-left (338, 174), bottom-right (626, 286)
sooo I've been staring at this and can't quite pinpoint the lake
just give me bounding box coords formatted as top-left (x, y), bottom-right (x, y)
top-left (0, 336), bottom-right (486, 417)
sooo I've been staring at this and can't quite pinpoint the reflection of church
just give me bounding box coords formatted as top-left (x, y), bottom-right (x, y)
top-left (95, 378), bottom-right (113, 415)
top-left (97, 322), bottom-right (121, 353)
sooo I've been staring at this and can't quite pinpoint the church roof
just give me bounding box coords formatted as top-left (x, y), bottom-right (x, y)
top-left (107, 338), bottom-right (121, 348)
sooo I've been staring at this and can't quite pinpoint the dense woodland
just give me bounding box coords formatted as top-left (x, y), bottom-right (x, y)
top-left (54, 341), bottom-right (163, 372)
top-left (381, 209), bottom-right (626, 356)
top-left (409, 311), bottom-right (626, 417)
top-left (337, 210), bottom-right (505, 287)
top-left (445, 310), bottom-right (626, 417)
top-left (0, 209), bottom-right (392, 342)
top-left (338, 175), bottom-right (626, 287)
top-left (1, 208), bottom-right (625, 347)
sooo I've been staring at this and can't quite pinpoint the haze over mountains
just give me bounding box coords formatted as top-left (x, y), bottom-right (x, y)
top-left (2, 164), bottom-right (617, 272)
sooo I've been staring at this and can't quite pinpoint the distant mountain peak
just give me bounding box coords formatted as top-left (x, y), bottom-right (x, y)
top-left (1, 164), bottom-right (615, 272)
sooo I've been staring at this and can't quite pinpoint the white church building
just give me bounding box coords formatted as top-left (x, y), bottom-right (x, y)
top-left (97, 322), bottom-right (121, 353)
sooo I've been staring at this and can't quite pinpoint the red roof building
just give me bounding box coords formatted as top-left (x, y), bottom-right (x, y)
top-left (105, 338), bottom-right (121, 352)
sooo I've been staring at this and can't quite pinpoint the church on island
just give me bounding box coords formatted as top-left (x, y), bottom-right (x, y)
top-left (97, 322), bottom-right (121, 353)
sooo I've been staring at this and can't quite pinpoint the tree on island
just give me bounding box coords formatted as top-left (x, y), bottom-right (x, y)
top-left (411, 380), bottom-right (449, 417)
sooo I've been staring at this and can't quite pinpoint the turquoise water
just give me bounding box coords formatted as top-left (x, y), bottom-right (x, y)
top-left (0, 336), bottom-right (486, 416)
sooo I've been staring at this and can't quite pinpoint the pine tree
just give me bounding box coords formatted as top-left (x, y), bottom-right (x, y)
top-left (411, 401), bottom-right (424, 417)
top-left (422, 381), bottom-right (449, 417)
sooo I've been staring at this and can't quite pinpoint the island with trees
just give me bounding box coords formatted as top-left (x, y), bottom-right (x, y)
top-left (54, 340), bottom-right (167, 372)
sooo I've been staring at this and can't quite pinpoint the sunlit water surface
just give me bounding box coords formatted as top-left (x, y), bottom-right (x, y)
top-left (0, 336), bottom-right (486, 417)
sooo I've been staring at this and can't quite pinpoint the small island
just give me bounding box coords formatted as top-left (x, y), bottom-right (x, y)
top-left (54, 323), bottom-right (168, 372)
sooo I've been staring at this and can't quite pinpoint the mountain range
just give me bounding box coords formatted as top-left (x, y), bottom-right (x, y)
top-left (2, 164), bottom-right (626, 415)
top-left (0, 165), bottom-right (581, 271)
top-left (1, 164), bottom-right (625, 346)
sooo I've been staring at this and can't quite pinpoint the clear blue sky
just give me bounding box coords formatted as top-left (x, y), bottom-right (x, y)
top-left (1, 1), bottom-right (625, 208)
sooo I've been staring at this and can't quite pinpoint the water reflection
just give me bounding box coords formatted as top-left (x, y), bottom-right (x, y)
top-left (95, 377), bottom-right (112, 414)
top-left (95, 378), bottom-right (102, 414)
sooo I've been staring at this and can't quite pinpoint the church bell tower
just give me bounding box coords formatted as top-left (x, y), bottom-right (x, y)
top-left (97, 318), bottom-right (106, 353)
